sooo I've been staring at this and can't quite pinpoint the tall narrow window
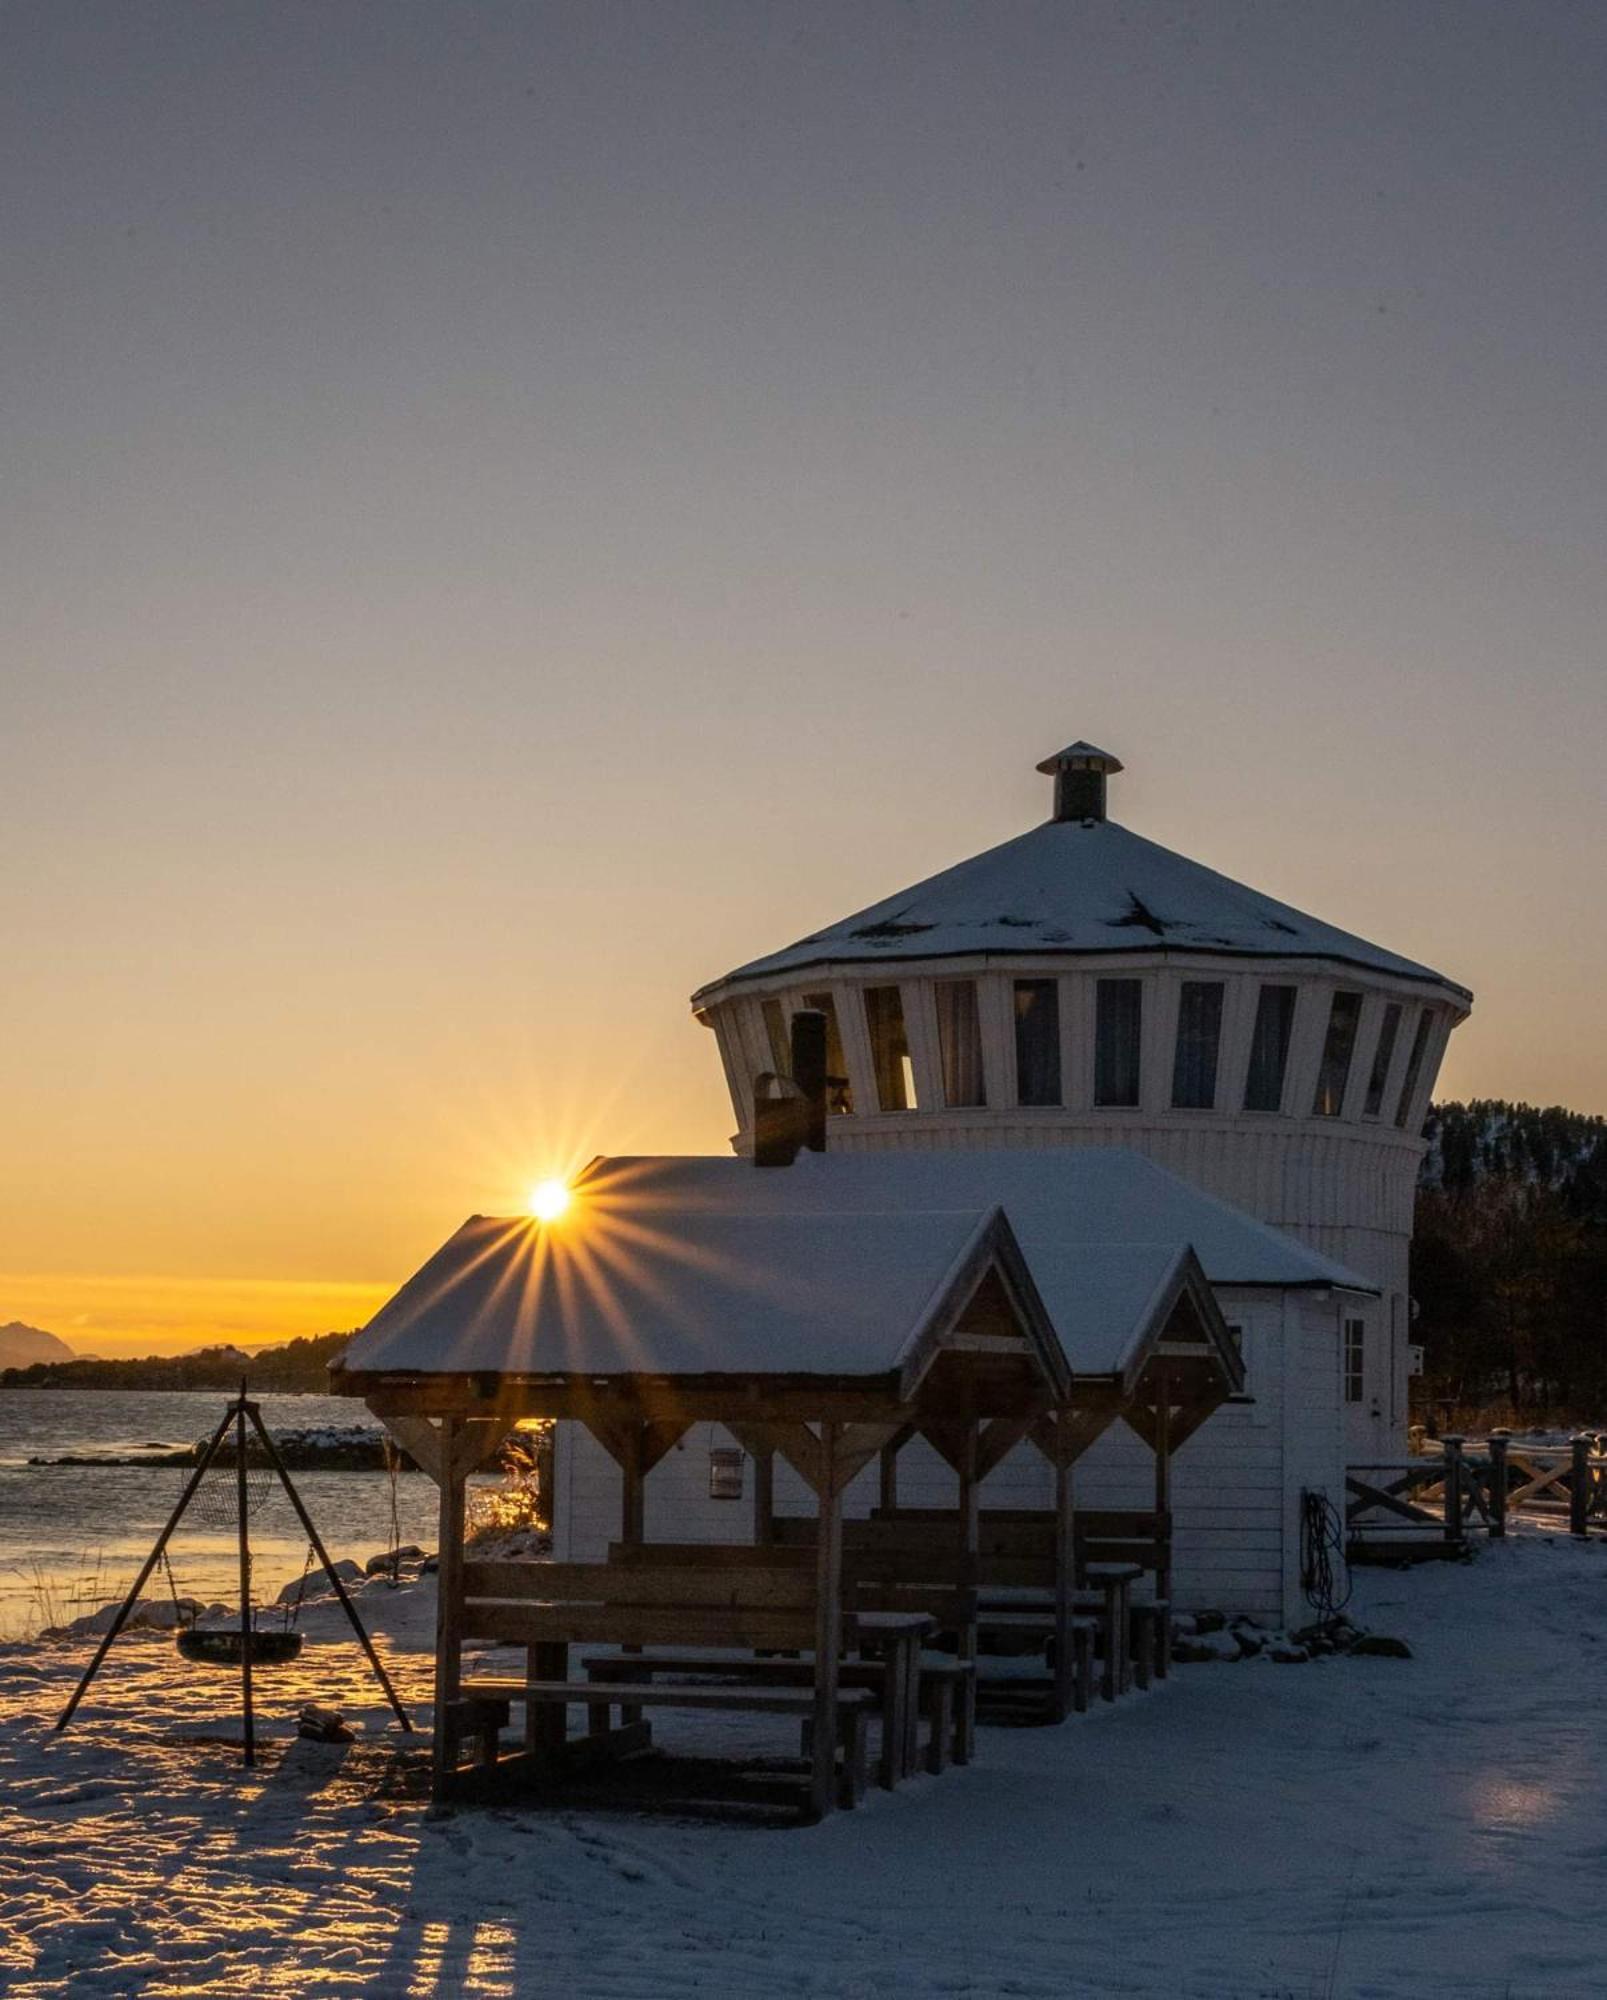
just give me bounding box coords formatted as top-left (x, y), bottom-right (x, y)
top-left (1311, 991), bottom-right (1363, 1117)
top-left (1243, 984), bottom-right (1297, 1112)
top-left (1394, 1007), bottom-right (1434, 1130)
top-left (935, 980), bottom-right (985, 1107)
top-left (864, 985), bottom-right (917, 1112)
top-left (1171, 981), bottom-right (1225, 1110)
top-left (1363, 1003), bottom-right (1402, 1118)
top-left (1344, 1318), bottom-right (1366, 1404)
top-left (1094, 979), bottom-right (1143, 1107)
top-left (760, 997), bottom-right (790, 1074)
top-left (802, 991), bottom-right (853, 1113)
top-left (1013, 979), bottom-right (1061, 1106)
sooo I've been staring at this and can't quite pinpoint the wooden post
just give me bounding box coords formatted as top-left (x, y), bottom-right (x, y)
top-left (810, 1422), bottom-right (844, 1820)
top-left (1052, 1446), bottom-right (1075, 1721)
top-left (1571, 1434), bottom-right (1592, 1538)
top-left (1153, 1377), bottom-right (1173, 1612)
top-left (1487, 1430), bottom-right (1509, 1539)
top-left (752, 1447), bottom-right (775, 1547)
top-left (620, 1425), bottom-right (645, 1547)
top-left (1442, 1434), bottom-right (1465, 1546)
top-left (879, 1442), bottom-right (899, 1516)
top-left (956, 1418), bottom-right (979, 1747)
top-left (235, 1392), bottom-right (256, 1768)
top-left (431, 1417), bottom-right (468, 1803)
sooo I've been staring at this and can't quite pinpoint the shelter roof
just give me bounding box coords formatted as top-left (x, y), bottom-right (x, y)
top-left (576, 1147), bottom-right (1377, 1303)
top-left (334, 1204), bottom-right (1071, 1403)
top-left (694, 817), bottom-right (1470, 1000)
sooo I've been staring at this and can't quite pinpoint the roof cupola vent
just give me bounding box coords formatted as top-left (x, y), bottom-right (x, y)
top-left (1036, 740), bottom-right (1124, 823)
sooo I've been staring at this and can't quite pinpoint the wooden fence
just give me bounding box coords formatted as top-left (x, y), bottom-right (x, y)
top-left (1347, 1433), bottom-right (1607, 1555)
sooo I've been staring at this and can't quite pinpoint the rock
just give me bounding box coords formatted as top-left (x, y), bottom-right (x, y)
top-left (364, 1546), bottom-right (426, 1576)
top-left (275, 1559), bottom-right (364, 1605)
top-left (1269, 1644), bottom-right (1310, 1664)
top-left (49, 1596), bottom-right (202, 1639)
top-left (1170, 1613), bottom-right (1198, 1637)
top-left (1350, 1633), bottom-right (1413, 1659)
top-left (1172, 1628), bottom-right (1242, 1664)
top-left (1230, 1621), bottom-right (1267, 1657)
top-left (1192, 1609), bottom-right (1228, 1635)
top-left (297, 1703), bottom-right (354, 1743)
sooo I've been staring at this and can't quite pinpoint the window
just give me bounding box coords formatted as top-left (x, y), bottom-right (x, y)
top-left (1344, 1318), bottom-right (1366, 1404)
top-left (1013, 980), bottom-right (1061, 1105)
top-left (864, 985), bottom-right (917, 1112)
top-left (1394, 1007), bottom-right (1434, 1130)
top-left (935, 980), bottom-right (985, 1107)
top-left (1311, 991), bottom-right (1363, 1117)
top-left (802, 992), bottom-right (853, 1113)
top-left (760, 997), bottom-right (790, 1074)
top-left (1094, 979), bottom-right (1143, 1107)
top-left (1243, 984), bottom-right (1297, 1112)
top-left (1171, 981), bottom-right (1225, 1109)
top-left (1363, 1003), bottom-right (1402, 1118)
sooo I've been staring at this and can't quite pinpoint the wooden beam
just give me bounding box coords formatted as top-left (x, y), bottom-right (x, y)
top-left (338, 1374), bottom-right (911, 1425)
top-left (976, 1413), bottom-right (1036, 1481)
top-left (639, 1419), bottom-right (692, 1476)
top-left (810, 1421), bottom-right (844, 1820)
top-left (1029, 1405), bottom-right (1118, 1469)
top-left (452, 1420), bottom-right (517, 1482)
top-left (726, 1420), bottom-right (827, 1496)
top-left (833, 1421), bottom-right (909, 1488)
top-left (369, 1408), bottom-right (445, 1484)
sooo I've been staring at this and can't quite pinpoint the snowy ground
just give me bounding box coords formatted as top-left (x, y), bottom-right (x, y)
top-left (4, 1530), bottom-right (1607, 1999)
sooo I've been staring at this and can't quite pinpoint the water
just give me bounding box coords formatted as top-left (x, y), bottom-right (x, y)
top-left (0, 1389), bottom-right (447, 1638)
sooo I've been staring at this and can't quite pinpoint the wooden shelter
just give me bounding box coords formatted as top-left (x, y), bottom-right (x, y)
top-left (333, 1204), bottom-right (1075, 1816)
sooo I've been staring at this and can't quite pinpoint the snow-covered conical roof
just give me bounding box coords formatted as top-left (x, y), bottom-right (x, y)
top-left (695, 744), bottom-right (1470, 1001)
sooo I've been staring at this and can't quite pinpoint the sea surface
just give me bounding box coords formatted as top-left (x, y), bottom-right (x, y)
top-left (0, 1389), bottom-right (456, 1638)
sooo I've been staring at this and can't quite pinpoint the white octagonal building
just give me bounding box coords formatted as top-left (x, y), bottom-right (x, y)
top-left (692, 742), bottom-right (1472, 1457)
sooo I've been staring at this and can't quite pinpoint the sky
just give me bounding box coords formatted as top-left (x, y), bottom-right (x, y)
top-left (3, 2), bottom-right (1604, 1355)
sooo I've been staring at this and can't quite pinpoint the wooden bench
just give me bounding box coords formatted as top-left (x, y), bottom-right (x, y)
top-left (1076, 1511), bottom-right (1172, 1683)
top-left (580, 1651), bottom-right (975, 1780)
top-left (873, 1506), bottom-right (1173, 1695)
top-left (460, 1675), bottom-right (877, 1809)
top-left (602, 1542), bottom-right (957, 1780)
top-left (456, 1554), bottom-right (869, 1816)
top-left (779, 1514), bottom-right (1086, 1726)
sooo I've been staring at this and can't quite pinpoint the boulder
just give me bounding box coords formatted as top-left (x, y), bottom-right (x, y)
top-left (1269, 1643), bottom-right (1310, 1664)
top-left (1172, 1628), bottom-right (1242, 1664)
top-left (364, 1546), bottom-right (426, 1576)
top-left (1350, 1633), bottom-right (1413, 1659)
top-left (276, 1559), bottom-right (364, 1605)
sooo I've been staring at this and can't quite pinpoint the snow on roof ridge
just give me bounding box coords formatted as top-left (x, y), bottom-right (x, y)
top-left (694, 815), bottom-right (1469, 1001)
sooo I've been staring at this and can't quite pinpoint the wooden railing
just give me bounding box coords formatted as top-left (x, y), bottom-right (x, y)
top-left (1349, 1432), bottom-right (1607, 1550)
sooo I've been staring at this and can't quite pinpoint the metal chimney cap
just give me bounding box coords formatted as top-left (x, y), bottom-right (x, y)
top-left (1035, 740), bottom-right (1124, 776)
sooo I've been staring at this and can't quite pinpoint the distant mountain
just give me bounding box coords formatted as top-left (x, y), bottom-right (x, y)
top-left (0, 1321), bottom-right (74, 1368)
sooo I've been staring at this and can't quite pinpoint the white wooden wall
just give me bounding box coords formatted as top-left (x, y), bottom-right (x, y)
top-left (549, 1283), bottom-right (1347, 1630)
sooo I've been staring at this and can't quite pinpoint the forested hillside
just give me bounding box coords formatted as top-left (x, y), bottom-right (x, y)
top-left (1414, 1100), bottom-right (1607, 1415)
top-left (0, 1328), bottom-right (353, 1392)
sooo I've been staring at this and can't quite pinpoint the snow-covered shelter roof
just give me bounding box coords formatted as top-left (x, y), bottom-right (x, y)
top-left (334, 1205), bottom-right (1074, 1402)
top-left (576, 1148), bottom-right (1376, 1298)
top-left (694, 752), bottom-right (1470, 1000)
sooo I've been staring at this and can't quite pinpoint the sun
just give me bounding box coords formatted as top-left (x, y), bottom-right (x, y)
top-left (528, 1177), bottom-right (572, 1223)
